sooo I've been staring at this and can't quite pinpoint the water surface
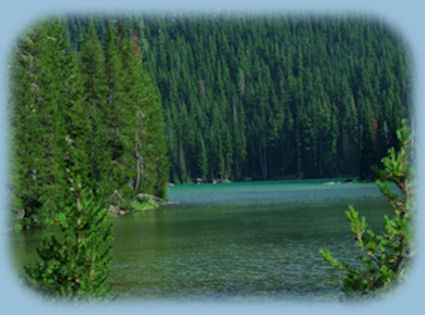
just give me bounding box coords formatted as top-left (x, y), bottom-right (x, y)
top-left (13, 179), bottom-right (393, 301)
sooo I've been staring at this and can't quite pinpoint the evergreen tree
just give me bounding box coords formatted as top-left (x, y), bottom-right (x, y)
top-left (105, 21), bottom-right (137, 204)
top-left (25, 173), bottom-right (113, 301)
top-left (9, 18), bottom-right (114, 300)
top-left (10, 19), bottom-right (70, 228)
top-left (321, 119), bottom-right (413, 295)
top-left (11, 16), bottom-right (170, 226)
top-left (123, 30), bottom-right (169, 198)
top-left (62, 14), bottom-right (411, 183)
top-left (80, 18), bottom-right (110, 193)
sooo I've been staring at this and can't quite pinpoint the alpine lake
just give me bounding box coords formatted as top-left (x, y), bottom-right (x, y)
top-left (12, 179), bottom-right (394, 302)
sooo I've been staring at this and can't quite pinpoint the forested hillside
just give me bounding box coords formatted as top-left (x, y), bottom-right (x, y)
top-left (10, 14), bottom-right (411, 228)
top-left (63, 15), bottom-right (410, 183)
top-left (138, 15), bottom-right (411, 183)
top-left (10, 18), bottom-right (168, 228)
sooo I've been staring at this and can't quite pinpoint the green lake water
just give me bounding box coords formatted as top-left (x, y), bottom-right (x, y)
top-left (12, 179), bottom-right (393, 302)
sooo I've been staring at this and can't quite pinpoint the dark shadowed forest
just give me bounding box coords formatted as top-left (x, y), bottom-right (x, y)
top-left (63, 14), bottom-right (411, 183)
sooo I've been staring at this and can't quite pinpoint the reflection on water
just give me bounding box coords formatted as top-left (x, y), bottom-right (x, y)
top-left (13, 180), bottom-right (393, 301)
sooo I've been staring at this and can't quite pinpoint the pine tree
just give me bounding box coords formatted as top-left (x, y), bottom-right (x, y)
top-left (10, 19), bottom-right (70, 228)
top-left (321, 119), bottom-right (413, 295)
top-left (80, 18), bottom-right (110, 193)
top-left (122, 28), bottom-right (169, 198)
top-left (10, 24), bottom-right (41, 228)
top-left (25, 172), bottom-right (113, 301)
top-left (104, 20), bottom-right (136, 205)
top-left (12, 18), bottom-right (114, 300)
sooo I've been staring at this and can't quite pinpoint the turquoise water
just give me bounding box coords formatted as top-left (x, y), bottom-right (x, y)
top-left (13, 180), bottom-right (393, 301)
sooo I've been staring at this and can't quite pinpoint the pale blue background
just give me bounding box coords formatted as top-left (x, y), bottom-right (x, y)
top-left (1, 1), bottom-right (423, 314)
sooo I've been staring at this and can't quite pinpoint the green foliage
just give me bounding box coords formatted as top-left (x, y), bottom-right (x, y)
top-left (25, 174), bottom-right (113, 301)
top-left (135, 15), bottom-right (409, 182)
top-left (129, 199), bottom-right (158, 212)
top-left (10, 17), bottom-right (169, 228)
top-left (80, 18), bottom-right (111, 193)
top-left (320, 119), bottom-right (413, 295)
top-left (62, 15), bottom-right (410, 183)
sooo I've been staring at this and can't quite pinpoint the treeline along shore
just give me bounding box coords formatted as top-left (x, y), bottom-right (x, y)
top-left (10, 14), bottom-right (410, 228)
top-left (66, 14), bottom-right (409, 184)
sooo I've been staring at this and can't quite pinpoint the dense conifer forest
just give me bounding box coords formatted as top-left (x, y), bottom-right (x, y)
top-left (9, 14), bottom-right (413, 300)
top-left (63, 14), bottom-right (410, 183)
top-left (146, 15), bottom-right (411, 183)
top-left (10, 14), bottom-right (411, 227)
